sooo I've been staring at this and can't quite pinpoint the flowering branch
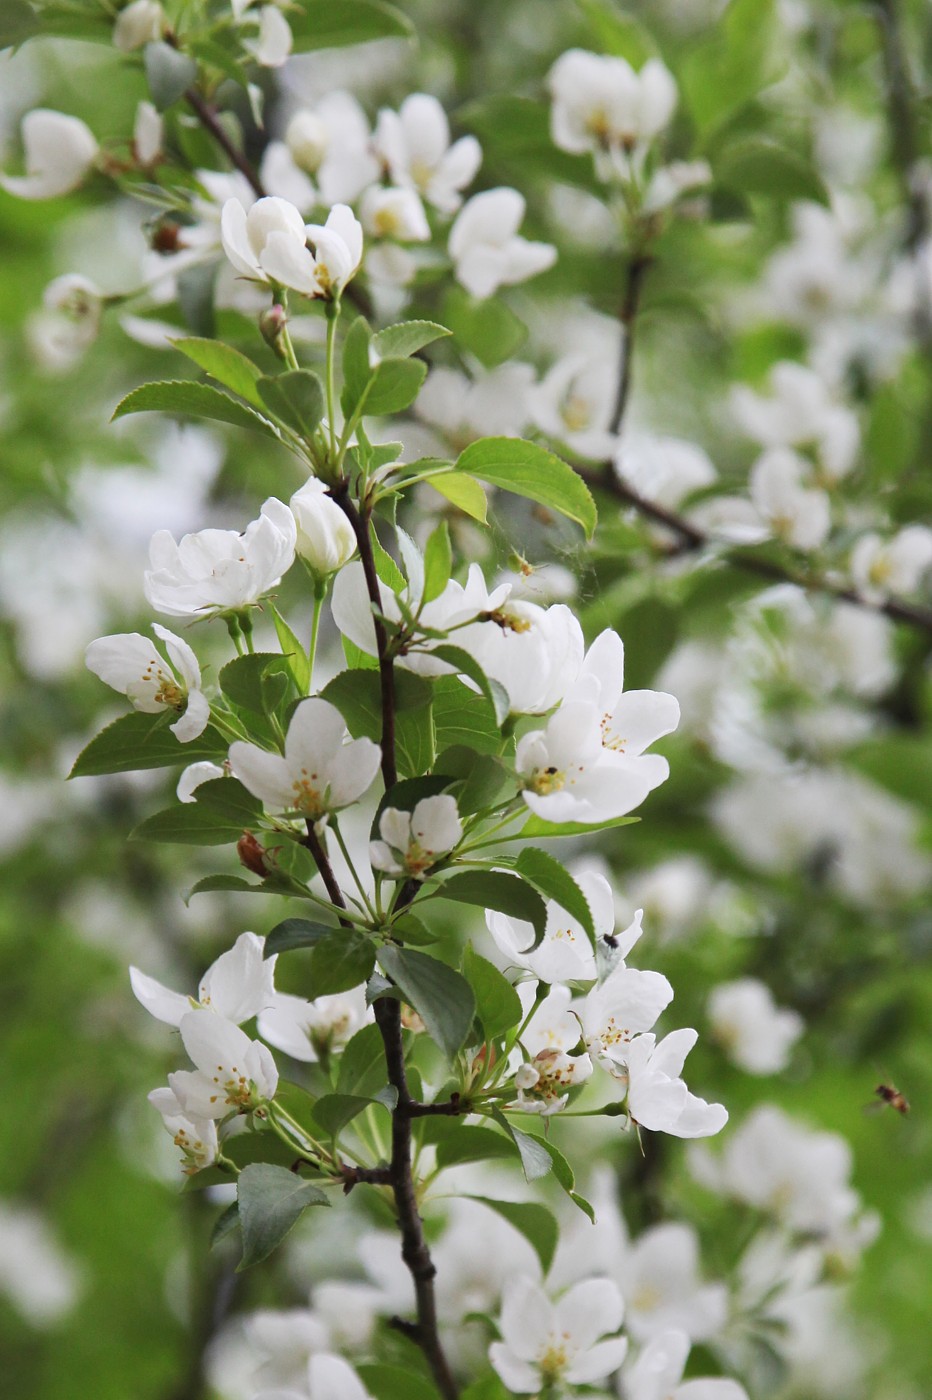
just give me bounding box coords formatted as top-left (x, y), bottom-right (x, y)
top-left (184, 86), bottom-right (264, 199)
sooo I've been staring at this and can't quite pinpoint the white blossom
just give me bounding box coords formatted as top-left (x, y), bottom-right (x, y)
top-left (731, 361), bottom-right (859, 484)
top-left (624, 1030), bottom-right (728, 1138)
top-left (529, 353), bottom-right (619, 460)
top-left (749, 449), bottom-right (831, 551)
top-left (449, 188), bottom-right (556, 299)
top-left (177, 760), bottom-right (225, 803)
top-left (566, 628), bottom-right (681, 764)
top-left (112, 0), bottom-right (164, 51)
top-left (133, 100), bottom-right (163, 166)
top-left (616, 1224), bottom-right (728, 1343)
top-left (375, 93), bottom-right (482, 213)
top-left (242, 4), bottom-right (293, 67)
top-left (258, 985), bottom-right (370, 1063)
top-left (221, 197), bottom-right (362, 298)
top-left (370, 795), bottom-right (463, 879)
top-left (513, 1046), bottom-right (593, 1115)
top-left (285, 110), bottom-right (329, 174)
top-left (29, 273), bottom-right (103, 371)
top-left (613, 432), bottom-right (717, 511)
top-left (642, 159), bottom-right (712, 214)
top-left (0, 1203), bottom-right (82, 1327)
top-left (486, 869), bottom-right (616, 982)
top-left (708, 978), bottom-right (804, 1075)
top-left (147, 1085), bottom-right (219, 1175)
top-left (548, 49), bottom-right (676, 170)
top-left (415, 362), bottom-right (535, 448)
top-left (130, 930), bottom-right (276, 1027)
top-left (850, 525), bottom-right (932, 599)
top-left (85, 623), bottom-right (210, 741)
top-left (1, 109), bottom-right (99, 200)
top-left (144, 497), bottom-right (296, 616)
top-left (623, 1328), bottom-right (748, 1400)
top-left (229, 697), bottom-right (381, 825)
top-left (169, 1009), bottom-right (279, 1119)
top-left (359, 185), bottom-right (431, 243)
top-left (290, 478), bottom-right (357, 576)
top-left (580, 962), bottom-right (675, 1076)
top-left (455, 595), bottom-right (584, 715)
top-left (489, 1275), bottom-right (628, 1392)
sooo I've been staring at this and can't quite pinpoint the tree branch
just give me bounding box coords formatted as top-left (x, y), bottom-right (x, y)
top-left (331, 483), bottom-right (399, 790)
top-left (609, 252), bottom-right (653, 436)
top-left (577, 462), bottom-right (932, 635)
top-left (184, 88), bottom-right (264, 199)
top-left (874, 0), bottom-right (928, 253)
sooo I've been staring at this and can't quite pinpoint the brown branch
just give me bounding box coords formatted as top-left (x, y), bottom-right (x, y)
top-left (874, 0), bottom-right (928, 253)
top-left (609, 252), bottom-right (653, 435)
top-left (185, 88), bottom-right (264, 199)
top-left (299, 777), bottom-right (455, 1396)
top-left (331, 482), bottom-right (399, 789)
top-left (578, 462), bottom-right (932, 635)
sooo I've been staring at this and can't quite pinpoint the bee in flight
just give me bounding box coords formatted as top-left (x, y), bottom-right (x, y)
top-left (875, 1082), bottom-right (910, 1116)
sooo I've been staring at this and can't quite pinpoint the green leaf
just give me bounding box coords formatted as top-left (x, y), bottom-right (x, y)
top-left (364, 356), bottom-right (427, 415)
top-left (308, 929), bottom-right (376, 995)
top-left (372, 320), bottom-right (451, 359)
top-left (210, 1202), bottom-right (240, 1249)
top-left (186, 874), bottom-right (264, 900)
top-left (422, 520), bottom-right (453, 604)
top-left (219, 652), bottom-right (294, 717)
top-left (356, 1364), bottom-right (442, 1400)
top-left (236, 1164), bottom-right (329, 1270)
top-left (322, 668), bottom-right (432, 779)
top-left (377, 946), bottom-right (476, 1062)
top-left (714, 139), bottom-right (829, 205)
top-left (441, 286), bottom-right (528, 369)
top-left (454, 755), bottom-right (510, 816)
top-left (463, 946), bottom-right (522, 1041)
top-left (515, 848), bottom-right (595, 944)
top-left (188, 777), bottom-right (263, 822)
top-left (432, 677), bottom-right (502, 754)
top-left (438, 871), bottom-right (546, 943)
top-left (575, 0), bottom-right (657, 64)
top-left (0, 1), bottom-right (40, 47)
top-left (426, 472), bottom-right (488, 524)
top-left (341, 314), bottom-right (372, 415)
top-left (68, 711), bottom-right (226, 778)
top-left (312, 1090), bottom-right (395, 1138)
top-left (171, 337), bottom-right (263, 405)
top-left (265, 918), bottom-right (337, 955)
top-left (432, 1123), bottom-right (518, 1169)
top-left (681, 0), bottom-right (783, 136)
top-left (144, 40), bottom-right (197, 111)
top-left (492, 1112), bottom-right (553, 1182)
top-left (337, 1022), bottom-right (388, 1097)
top-left (455, 438), bottom-right (597, 538)
top-left (129, 800), bottom-right (255, 846)
top-left (429, 645), bottom-right (510, 724)
top-left (269, 604), bottom-right (311, 695)
top-left (111, 380), bottom-right (277, 437)
top-left (469, 1196), bottom-right (559, 1273)
top-left (288, 0), bottom-right (414, 52)
top-left (518, 813), bottom-right (640, 839)
top-left (258, 370), bottom-right (325, 438)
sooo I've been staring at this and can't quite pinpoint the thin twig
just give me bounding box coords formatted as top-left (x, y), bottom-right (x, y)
top-left (577, 462), bottom-right (932, 635)
top-left (609, 252), bottom-right (653, 436)
top-left (185, 88), bottom-right (264, 198)
top-left (331, 482), bottom-right (399, 789)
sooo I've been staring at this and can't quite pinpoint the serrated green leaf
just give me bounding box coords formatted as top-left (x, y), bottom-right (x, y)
top-left (219, 652), bottom-right (294, 716)
top-left (210, 1202), bottom-right (240, 1249)
top-left (365, 356), bottom-right (428, 415)
top-left (258, 370), bottom-right (325, 438)
top-left (455, 438), bottom-right (597, 537)
top-left (307, 928), bottom-right (376, 995)
top-left (186, 874), bottom-right (264, 900)
top-left (515, 848), bottom-right (595, 944)
top-left (372, 320), bottom-right (450, 359)
top-left (311, 1088), bottom-right (396, 1138)
top-left (268, 604), bottom-right (311, 695)
top-left (437, 871), bottom-right (546, 943)
top-left (433, 1123), bottom-right (518, 1170)
top-left (337, 1022), bottom-right (388, 1097)
top-left (469, 1196), bottom-right (559, 1273)
top-left (111, 380), bottom-right (276, 437)
top-left (171, 337), bottom-right (263, 405)
top-left (431, 676), bottom-right (502, 755)
top-left (442, 285), bottom-right (528, 368)
top-left (463, 946), bottom-right (521, 1041)
top-left (236, 1164), bottom-right (329, 1270)
top-left (68, 711), bottom-right (226, 778)
top-left (288, 0), bottom-right (414, 52)
top-left (341, 314), bottom-right (372, 416)
top-left (518, 813), bottom-right (640, 838)
top-left (378, 946), bottom-right (476, 1062)
top-left (264, 918), bottom-right (337, 955)
top-left (129, 800), bottom-right (253, 846)
top-left (429, 645), bottom-right (510, 724)
top-left (426, 472), bottom-right (488, 524)
top-left (422, 520), bottom-right (452, 604)
top-left (491, 1111), bottom-right (552, 1182)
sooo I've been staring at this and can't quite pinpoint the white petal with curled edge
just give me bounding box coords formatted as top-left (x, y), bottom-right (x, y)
top-left (171, 687), bottom-right (210, 742)
top-left (228, 742), bottom-right (295, 811)
top-left (554, 1276), bottom-right (624, 1353)
top-left (129, 966), bottom-right (191, 1027)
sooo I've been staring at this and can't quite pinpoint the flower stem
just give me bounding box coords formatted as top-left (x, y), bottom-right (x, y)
top-left (325, 299), bottom-right (340, 467)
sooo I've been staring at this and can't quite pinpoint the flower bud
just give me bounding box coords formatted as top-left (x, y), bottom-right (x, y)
top-left (290, 479), bottom-right (357, 577)
top-left (0, 110), bottom-right (98, 200)
top-left (113, 0), bottom-right (165, 52)
top-left (515, 1063), bottom-right (541, 1091)
top-left (133, 100), bottom-right (163, 167)
top-left (286, 110), bottom-right (329, 173)
top-left (259, 302), bottom-right (288, 357)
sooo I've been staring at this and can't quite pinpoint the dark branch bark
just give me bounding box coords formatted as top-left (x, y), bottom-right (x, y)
top-left (184, 88), bottom-right (264, 199)
top-left (331, 483), bottom-right (399, 789)
top-left (576, 462), bottom-right (932, 635)
top-left (609, 252), bottom-right (653, 436)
